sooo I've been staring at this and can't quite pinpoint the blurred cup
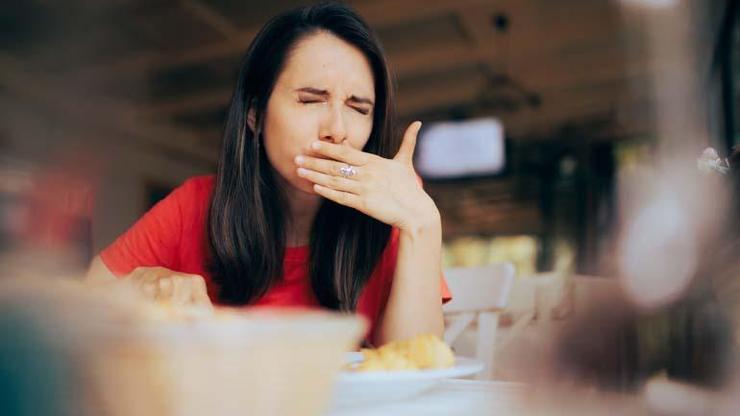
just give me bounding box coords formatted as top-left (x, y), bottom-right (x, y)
top-left (0, 278), bottom-right (367, 416)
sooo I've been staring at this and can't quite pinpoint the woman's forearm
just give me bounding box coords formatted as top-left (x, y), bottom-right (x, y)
top-left (376, 211), bottom-right (444, 345)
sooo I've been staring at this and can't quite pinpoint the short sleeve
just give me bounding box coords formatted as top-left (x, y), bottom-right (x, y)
top-left (441, 274), bottom-right (452, 303)
top-left (99, 179), bottom-right (194, 276)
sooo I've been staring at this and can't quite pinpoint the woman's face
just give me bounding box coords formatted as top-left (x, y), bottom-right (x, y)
top-left (262, 31), bottom-right (376, 195)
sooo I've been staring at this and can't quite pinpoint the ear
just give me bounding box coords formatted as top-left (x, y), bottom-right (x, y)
top-left (247, 107), bottom-right (257, 134)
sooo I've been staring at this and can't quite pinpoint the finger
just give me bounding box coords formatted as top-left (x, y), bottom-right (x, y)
top-left (393, 121), bottom-right (422, 164)
top-left (129, 267), bottom-right (165, 287)
top-left (295, 155), bottom-right (365, 179)
top-left (140, 280), bottom-right (158, 299)
top-left (128, 267), bottom-right (150, 286)
top-left (157, 276), bottom-right (174, 300)
top-left (189, 276), bottom-right (212, 307)
top-left (313, 184), bottom-right (363, 211)
top-left (297, 168), bottom-right (363, 194)
top-left (310, 141), bottom-right (371, 166)
top-left (171, 276), bottom-right (191, 306)
top-left (134, 272), bottom-right (160, 299)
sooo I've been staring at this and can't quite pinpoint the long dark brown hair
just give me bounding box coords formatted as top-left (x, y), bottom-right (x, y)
top-left (208, 2), bottom-right (397, 311)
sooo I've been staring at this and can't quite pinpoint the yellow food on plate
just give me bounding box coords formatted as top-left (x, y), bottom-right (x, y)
top-left (358, 348), bottom-right (419, 371)
top-left (354, 334), bottom-right (455, 372)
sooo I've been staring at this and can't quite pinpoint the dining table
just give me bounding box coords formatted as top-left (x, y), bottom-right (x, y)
top-left (325, 379), bottom-right (526, 415)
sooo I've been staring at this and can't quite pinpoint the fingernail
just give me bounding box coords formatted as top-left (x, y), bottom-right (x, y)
top-left (295, 155), bottom-right (304, 165)
top-left (311, 142), bottom-right (321, 150)
top-left (297, 168), bottom-right (308, 177)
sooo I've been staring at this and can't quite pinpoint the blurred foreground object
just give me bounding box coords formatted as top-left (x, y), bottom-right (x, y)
top-left (0, 277), bottom-right (366, 416)
top-left (555, 128), bottom-right (740, 397)
top-left (553, 0), bottom-right (739, 398)
top-left (697, 147), bottom-right (731, 175)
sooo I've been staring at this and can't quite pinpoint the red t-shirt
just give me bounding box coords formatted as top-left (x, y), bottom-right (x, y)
top-left (100, 175), bottom-right (450, 342)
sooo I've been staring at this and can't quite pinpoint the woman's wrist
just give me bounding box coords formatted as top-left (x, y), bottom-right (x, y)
top-left (398, 203), bottom-right (441, 240)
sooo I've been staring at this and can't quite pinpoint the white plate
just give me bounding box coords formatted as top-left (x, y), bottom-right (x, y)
top-left (330, 352), bottom-right (484, 409)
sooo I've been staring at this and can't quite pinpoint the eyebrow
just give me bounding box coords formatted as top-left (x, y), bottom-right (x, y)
top-left (295, 87), bottom-right (374, 106)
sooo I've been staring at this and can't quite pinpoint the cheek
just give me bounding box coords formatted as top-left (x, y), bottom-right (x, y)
top-left (261, 116), bottom-right (283, 166)
top-left (261, 106), bottom-right (320, 192)
top-left (264, 105), bottom-right (311, 160)
top-left (348, 119), bottom-right (374, 151)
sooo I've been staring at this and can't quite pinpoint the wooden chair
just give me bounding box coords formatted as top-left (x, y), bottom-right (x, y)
top-left (443, 263), bottom-right (515, 379)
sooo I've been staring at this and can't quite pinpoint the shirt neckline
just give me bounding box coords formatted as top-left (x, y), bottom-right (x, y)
top-left (284, 245), bottom-right (309, 262)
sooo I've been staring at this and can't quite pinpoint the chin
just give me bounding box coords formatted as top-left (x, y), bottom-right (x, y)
top-left (291, 177), bottom-right (319, 195)
top-left (274, 168), bottom-right (317, 195)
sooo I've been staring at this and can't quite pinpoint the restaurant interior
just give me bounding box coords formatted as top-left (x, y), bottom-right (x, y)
top-left (1, 0), bottom-right (739, 414)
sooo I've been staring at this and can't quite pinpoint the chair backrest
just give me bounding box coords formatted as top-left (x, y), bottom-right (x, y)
top-left (442, 263), bottom-right (516, 379)
top-left (443, 263), bottom-right (516, 314)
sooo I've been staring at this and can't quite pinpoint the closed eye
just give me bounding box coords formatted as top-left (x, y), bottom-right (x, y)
top-left (352, 106), bottom-right (370, 115)
top-left (300, 99), bottom-right (369, 115)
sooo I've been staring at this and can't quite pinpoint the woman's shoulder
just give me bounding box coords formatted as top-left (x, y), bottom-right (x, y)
top-left (167, 174), bottom-right (215, 204)
top-left (168, 175), bottom-right (216, 217)
top-left (178, 174), bottom-right (216, 196)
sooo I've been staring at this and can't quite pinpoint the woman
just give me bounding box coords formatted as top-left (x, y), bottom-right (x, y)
top-left (86, 2), bottom-right (449, 345)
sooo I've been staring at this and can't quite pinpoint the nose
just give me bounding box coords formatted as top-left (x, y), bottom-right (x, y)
top-left (319, 104), bottom-right (347, 144)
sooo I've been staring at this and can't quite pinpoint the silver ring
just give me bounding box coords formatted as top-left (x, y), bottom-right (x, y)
top-left (339, 164), bottom-right (357, 178)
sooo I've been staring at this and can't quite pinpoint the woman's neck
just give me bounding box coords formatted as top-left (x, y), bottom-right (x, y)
top-left (281, 181), bottom-right (321, 247)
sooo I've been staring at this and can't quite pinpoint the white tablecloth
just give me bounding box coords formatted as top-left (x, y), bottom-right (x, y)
top-left (325, 379), bottom-right (525, 415)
